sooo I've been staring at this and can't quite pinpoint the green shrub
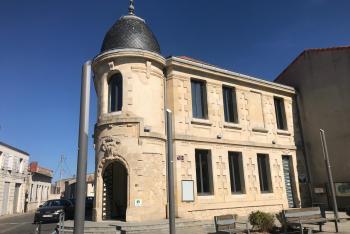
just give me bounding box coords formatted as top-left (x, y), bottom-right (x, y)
top-left (248, 210), bottom-right (275, 232)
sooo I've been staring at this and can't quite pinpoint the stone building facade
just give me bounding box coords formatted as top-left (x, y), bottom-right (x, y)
top-left (0, 142), bottom-right (29, 216)
top-left (92, 3), bottom-right (306, 222)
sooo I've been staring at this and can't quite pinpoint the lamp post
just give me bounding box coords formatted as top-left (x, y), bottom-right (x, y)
top-left (166, 110), bottom-right (176, 234)
top-left (74, 61), bottom-right (92, 234)
top-left (320, 129), bottom-right (339, 232)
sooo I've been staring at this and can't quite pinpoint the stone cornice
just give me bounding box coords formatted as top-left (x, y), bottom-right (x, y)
top-left (174, 134), bottom-right (297, 150)
top-left (95, 114), bottom-right (166, 141)
top-left (167, 56), bottom-right (295, 95)
top-left (92, 49), bottom-right (166, 72)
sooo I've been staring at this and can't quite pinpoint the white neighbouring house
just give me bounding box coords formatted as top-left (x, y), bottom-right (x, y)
top-left (0, 141), bottom-right (30, 216)
top-left (26, 162), bottom-right (53, 211)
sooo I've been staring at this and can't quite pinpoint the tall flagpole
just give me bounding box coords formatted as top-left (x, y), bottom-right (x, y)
top-left (74, 61), bottom-right (91, 234)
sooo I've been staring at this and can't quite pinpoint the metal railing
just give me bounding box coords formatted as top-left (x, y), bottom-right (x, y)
top-left (57, 212), bottom-right (65, 234)
top-left (34, 221), bottom-right (42, 234)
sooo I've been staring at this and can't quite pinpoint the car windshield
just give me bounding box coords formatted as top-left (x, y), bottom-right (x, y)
top-left (51, 200), bottom-right (65, 207)
top-left (42, 201), bottom-right (50, 207)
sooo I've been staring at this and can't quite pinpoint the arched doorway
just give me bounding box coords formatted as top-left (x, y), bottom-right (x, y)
top-left (102, 161), bottom-right (128, 220)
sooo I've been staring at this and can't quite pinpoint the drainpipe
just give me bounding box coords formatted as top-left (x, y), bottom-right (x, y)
top-left (295, 90), bottom-right (314, 205)
top-left (163, 65), bottom-right (176, 234)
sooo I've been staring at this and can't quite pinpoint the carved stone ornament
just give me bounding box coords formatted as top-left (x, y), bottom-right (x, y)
top-left (100, 136), bottom-right (121, 157)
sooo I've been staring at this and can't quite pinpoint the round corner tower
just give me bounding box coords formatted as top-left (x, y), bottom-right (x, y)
top-left (92, 3), bottom-right (167, 222)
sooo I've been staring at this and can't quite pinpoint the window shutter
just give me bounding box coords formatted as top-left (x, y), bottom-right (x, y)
top-left (14, 157), bottom-right (18, 172)
top-left (0, 151), bottom-right (2, 169)
top-left (7, 155), bottom-right (13, 171)
top-left (3, 153), bottom-right (9, 169)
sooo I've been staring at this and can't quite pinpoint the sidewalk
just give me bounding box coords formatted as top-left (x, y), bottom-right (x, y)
top-left (297, 211), bottom-right (350, 234)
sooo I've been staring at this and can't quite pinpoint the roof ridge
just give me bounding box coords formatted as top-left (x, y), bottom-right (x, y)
top-left (275, 45), bottom-right (350, 82)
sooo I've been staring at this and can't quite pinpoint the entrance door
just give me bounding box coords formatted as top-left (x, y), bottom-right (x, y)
top-left (282, 156), bottom-right (296, 208)
top-left (13, 183), bottom-right (21, 213)
top-left (103, 161), bottom-right (127, 220)
top-left (2, 182), bottom-right (10, 215)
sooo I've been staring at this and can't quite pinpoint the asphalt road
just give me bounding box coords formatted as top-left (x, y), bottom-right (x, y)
top-left (0, 212), bottom-right (57, 234)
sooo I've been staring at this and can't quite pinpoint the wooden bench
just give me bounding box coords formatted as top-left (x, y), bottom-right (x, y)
top-left (283, 207), bottom-right (328, 233)
top-left (214, 214), bottom-right (250, 234)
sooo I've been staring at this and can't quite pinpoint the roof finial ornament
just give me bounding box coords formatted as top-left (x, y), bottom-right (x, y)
top-left (128, 0), bottom-right (135, 15)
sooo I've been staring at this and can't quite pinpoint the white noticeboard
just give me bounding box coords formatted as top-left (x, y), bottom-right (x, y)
top-left (181, 180), bottom-right (194, 202)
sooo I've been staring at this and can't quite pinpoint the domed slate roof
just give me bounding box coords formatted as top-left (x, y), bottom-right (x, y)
top-left (101, 4), bottom-right (161, 54)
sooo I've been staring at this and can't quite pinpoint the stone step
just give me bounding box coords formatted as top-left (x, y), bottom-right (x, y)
top-left (61, 219), bottom-right (215, 234)
top-left (114, 219), bottom-right (215, 233)
top-left (62, 220), bottom-right (119, 233)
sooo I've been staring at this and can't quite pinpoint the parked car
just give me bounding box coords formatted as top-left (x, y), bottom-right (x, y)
top-left (68, 197), bottom-right (94, 211)
top-left (34, 199), bottom-right (74, 223)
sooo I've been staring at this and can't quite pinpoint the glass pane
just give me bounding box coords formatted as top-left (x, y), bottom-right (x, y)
top-left (201, 152), bottom-right (210, 193)
top-left (274, 98), bottom-right (286, 130)
top-left (223, 87), bottom-right (238, 123)
top-left (229, 152), bottom-right (242, 193)
top-left (192, 80), bottom-right (207, 119)
top-left (195, 151), bottom-right (202, 192)
top-left (258, 154), bottom-right (270, 192)
top-left (109, 74), bottom-right (123, 112)
top-left (195, 150), bottom-right (211, 194)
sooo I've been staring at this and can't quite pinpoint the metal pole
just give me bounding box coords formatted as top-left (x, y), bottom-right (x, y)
top-left (166, 110), bottom-right (176, 234)
top-left (320, 129), bottom-right (339, 232)
top-left (74, 61), bottom-right (92, 234)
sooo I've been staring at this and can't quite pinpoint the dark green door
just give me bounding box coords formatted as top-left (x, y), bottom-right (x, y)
top-left (282, 156), bottom-right (295, 208)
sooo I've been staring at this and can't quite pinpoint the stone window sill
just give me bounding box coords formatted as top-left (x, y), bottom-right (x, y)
top-left (252, 127), bottom-right (268, 133)
top-left (230, 192), bottom-right (246, 196)
top-left (224, 123), bottom-right (242, 130)
top-left (277, 129), bottom-right (291, 136)
top-left (107, 111), bottom-right (122, 116)
top-left (197, 194), bottom-right (215, 199)
top-left (191, 118), bottom-right (212, 126)
top-left (260, 191), bottom-right (274, 194)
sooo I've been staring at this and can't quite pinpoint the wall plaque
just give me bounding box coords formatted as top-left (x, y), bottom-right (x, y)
top-left (335, 183), bottom-right (350, 197)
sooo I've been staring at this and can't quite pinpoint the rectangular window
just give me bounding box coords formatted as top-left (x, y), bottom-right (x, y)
top-left (223, 86), bottom-right (238, 123)
top-left (228, 152), bottom-right (244, 193)
top-left (257, 154), bottom-right (272, 192)
top-left (274, 97), bottom-right (287, 130)
top-left (108, 74), bottom-right (123, 112)
top-left (195, 149), bottom-right (213, 195)
top-left (191, 80), bottom-right (208, 119)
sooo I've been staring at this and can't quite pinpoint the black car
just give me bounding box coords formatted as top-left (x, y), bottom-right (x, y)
top-left (34, 199), bottom-right (74, 223)
top-left (68, 197), bottom-right (94, 211)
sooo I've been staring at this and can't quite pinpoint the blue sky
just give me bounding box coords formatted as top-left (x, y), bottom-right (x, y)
top-left (0, 0), bottom-right (349, 181)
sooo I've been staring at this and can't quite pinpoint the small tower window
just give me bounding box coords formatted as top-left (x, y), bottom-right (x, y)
top-left (108, 73), bottom-right (123, 112)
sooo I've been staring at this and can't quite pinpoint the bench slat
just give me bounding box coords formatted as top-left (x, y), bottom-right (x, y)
top-left (217, 219), bottom-right (235, 225)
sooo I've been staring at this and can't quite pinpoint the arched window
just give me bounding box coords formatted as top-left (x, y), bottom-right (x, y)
top-left (108, 73), bottom-right (123, 112)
